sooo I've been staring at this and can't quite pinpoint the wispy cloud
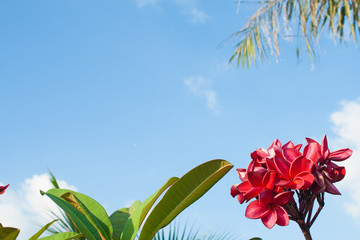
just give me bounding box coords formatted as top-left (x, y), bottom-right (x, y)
top-left (330, 98), bottom-right (360, 219)
top-left (184, 76), bottom-right (220, 114)
top-left (0, 174), bottom-right (77, 239)
top-left (133, 0), bottom-right (159, 8)
top-left (184, 7), bottom-right (210, 24)
top-left (134, 0), bottom-right (210, 24)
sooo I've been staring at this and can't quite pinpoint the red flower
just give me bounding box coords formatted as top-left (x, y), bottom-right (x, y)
top-left (273, 156), bottom-right (315, 191)
top-left (0, 184), bottom-right (9, 195)
top-left (245, 190), bottom-right (294, 229)
top-left (304, 135), bottom-right (352, 195)
top-left (231, 167), bottom-right (276, 203)
top-left (231, 135), bottom-right (353, 235)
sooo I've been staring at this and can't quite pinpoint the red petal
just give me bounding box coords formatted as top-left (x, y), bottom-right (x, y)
top-left (243, 187), bottom-right (263, 200)
top-left (328, 149), bottom-right (353, 161)
top-left (261, 209), bottom-right (277, 229)
top-left (273, 191), bottom-right (294, 206)
top-left (294, 144), bottom-right (303, 151)
top-left (273, 178), bottom-right (291, 187)
top-left (236, 168), bottom-right (247, 181)
top-left (269, 139), bottom-right (282, 148)
top-left (251, 148), bottom-right (268, 163)
top-left (245, 200), bottom-right (270, 219)
top-left (248, 171), bottom-right (264, 187)
top-left (274, 157), bottom-right (290, 179)
top-left (282, 141), bottom-right (295, 149)
top-left (275, 206), bottom-right (289, 226)
top-left (303, 142), bottom-right (321, 163)
top-left (237, 194), bottom-right (245, 204)
top-left (321, 134), bottom-right (329, 155)
top-left (237, 181), bottom-right (252, 192)
top-left (291, 177), bottom-right (305, 190)
top-left (259, 189), bottom-right (274, 207)
top-left (290, 156), bottom-right (314, 179)
top-left (305, 138), bottom-right (317, 144)
top-left (266, 158), bottom-right (277, 171)
top-left (283, 148), bottom-right (302, 163)
top-left (230, 184), bottom-right (239, 197)
top-left (263, 171), bottom-right (276, 190)
top-left (293, 172), bottom-right (314, 191)
top-left (0, 184), bottom-right (9, 195)
top-left (325, 178), bottom-right (341, 195)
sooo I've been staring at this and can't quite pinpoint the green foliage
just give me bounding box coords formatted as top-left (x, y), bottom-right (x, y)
top-left (41, 159), bottom-right (233, 240)
top-left (230, 0), bottom-right (360, 68)
top-left (153, 222), bottom-right (234, 240)
top-left (29, 220), bottom-right (58, 240)
top-left (0, 219), bottom-right (83, 240)
top-left (0, 224), bottom-right (20, 240)
top-left (37, 232), bottom-right (85, 240)
top-left (46, 171), bottom-right (83, 238)
top-left (121, 177), bottom-right (179, 240)
top-left (138, 160), bottom-right (233, 240)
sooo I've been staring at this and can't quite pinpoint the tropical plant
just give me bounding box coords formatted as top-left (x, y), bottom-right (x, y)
top-left (152, 221), bottom-right (234, 240)
top-left (46, 174), bottom-right (235, 240)
top-left (230, 0), bottom-right (360, 68)
top-left (0, 220), bottom-right (84, 240)
top-left (45, 171), bottom-right (85, 239)
top-left (39, 159), bottom-right (233, 240)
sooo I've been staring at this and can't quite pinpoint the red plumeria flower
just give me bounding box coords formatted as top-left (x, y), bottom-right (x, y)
top-left (245, 190), bottom-right (294, 229)
top-left (0, 184), bottom-right (9, 195)
top-left (231, 135), bottom-right (352, 239)
top-left (273, 156), bottom-right (315, 191)
top-left (304, 135), bottom-right (352, 195)
top-left (231, 167), bottom-right (276, 203)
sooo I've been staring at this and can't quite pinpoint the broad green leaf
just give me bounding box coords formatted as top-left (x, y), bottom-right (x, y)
top-left (42, 190), bottom-right (102, 240)
top-left (61, 192), bottom-right (112, 240)
top-left (38, 232), bottom-right (85, 240)
top-left (138, 159), bottom-right (233, 240)
top-left (29, 220), bottom-right (57, 240)
top-left (46, 188), bottom-right (113, 240)
top-left (121, 177), bottom-right (178, 240)
top-left (129, 200), bottom-right (141, 215)
top-left (109, 208), bottom-right (130, 240)
top-left (0, 226), bottom-right (20, 240)
top-left (249, 238), bottom-right (262, 240)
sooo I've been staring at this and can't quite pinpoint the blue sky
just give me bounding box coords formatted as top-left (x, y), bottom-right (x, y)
top-left (1, 0), bottom-right (360, 239)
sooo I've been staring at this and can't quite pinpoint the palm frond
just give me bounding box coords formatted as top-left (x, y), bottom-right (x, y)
top-left (152, 222), bottom-right (234, 240)
top-left (231, 0), bottom-right (360, 68)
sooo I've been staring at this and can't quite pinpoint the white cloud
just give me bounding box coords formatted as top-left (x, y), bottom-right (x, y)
top-left (0, 174), bottom-right (77, 239)
top-left (184, 8), bottom-right (210, 24)
top-left (133, 0), bottom-right (159, 8)
top-left (134, 0), bottom-right (210, 24)
top-left (184, 76), bottom-right (220, 114)
top-left (330, 98), bottom-right (360, 218)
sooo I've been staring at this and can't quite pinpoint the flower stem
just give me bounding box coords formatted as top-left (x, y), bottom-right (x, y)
top-left (297, 220), bottom-right (312, 240)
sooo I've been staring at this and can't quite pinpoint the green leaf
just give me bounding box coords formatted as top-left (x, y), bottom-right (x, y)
top-left (121, 177), bottom-right (178, 240)
top-left (38, 232), bottom-right (85, 240)
top-left (129, 200), bottom-right (141, 215)
top-left (0, 227), bottom-right (20, 240)
top-left (46, 189), bottom-right (113, 240)
top-left (29, 220), bottom-right (58, 240)
top-left (138, 159), bottom-right (233, 240)
top-left (62, 192), bottom-right (112, 240)
top-left (42, 189), bottom-right (102, 240)
top-left (249, 238), bottom-right (263, 240)
top-left (109, 208), bottom-right (129, 240)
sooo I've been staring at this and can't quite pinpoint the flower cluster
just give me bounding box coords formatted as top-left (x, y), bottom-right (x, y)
top-left (231, 135), bottom-right (352, 230)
